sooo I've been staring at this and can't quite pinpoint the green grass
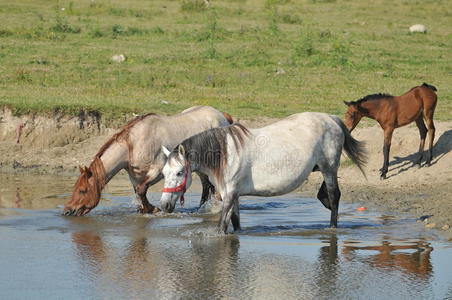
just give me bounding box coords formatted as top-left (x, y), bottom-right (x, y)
top-left (0, 0), bottom-right (451, 121)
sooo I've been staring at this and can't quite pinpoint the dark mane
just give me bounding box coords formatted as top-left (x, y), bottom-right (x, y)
top-left (174, 123), bottom-right (250, 184)
top-left (95, 113), bottom-right (156, 158)
top-left (354, 93), bottom-right (393, 104)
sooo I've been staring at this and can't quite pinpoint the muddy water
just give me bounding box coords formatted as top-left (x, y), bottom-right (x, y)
top-left (1, 173), bottom-right (452, 299)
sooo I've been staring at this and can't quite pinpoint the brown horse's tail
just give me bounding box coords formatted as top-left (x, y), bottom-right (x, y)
top-left (335, 118), bottom-right (367, 178)
top-left (422, 83), bottom-right (437, 92)
top-left (222, 111), bottom-right (234, 124)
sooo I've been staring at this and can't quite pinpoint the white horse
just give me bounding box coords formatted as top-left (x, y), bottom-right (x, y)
top-left (160, 112), bottom-right (367, 233)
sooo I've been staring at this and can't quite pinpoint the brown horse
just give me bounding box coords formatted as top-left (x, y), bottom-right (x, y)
top-left (63, 106), bottom-right (233, 216)
top-left (344, 83), bottom-right (437, 179)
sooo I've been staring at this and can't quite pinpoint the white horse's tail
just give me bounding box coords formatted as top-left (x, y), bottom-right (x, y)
top-left (335, 118), bottom-right (368, 178)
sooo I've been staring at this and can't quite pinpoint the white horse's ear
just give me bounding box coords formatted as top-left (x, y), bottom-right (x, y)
top-left (162, 146), bottom-right (171, 157)
top-left (178, 144), bottom-right (186, 157)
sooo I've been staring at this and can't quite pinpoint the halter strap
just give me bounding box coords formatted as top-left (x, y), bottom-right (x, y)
top-left (162, 162), bottom-right (189, 207)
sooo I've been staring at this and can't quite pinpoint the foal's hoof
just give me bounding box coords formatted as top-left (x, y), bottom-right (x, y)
top-left (380, 174), bottom-right (387, 180)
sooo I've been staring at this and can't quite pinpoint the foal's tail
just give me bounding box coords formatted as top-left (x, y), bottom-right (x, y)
top-left (336, 118), bottom-right (368, 178)
top-left (422, 82), bottom-right (437, 92)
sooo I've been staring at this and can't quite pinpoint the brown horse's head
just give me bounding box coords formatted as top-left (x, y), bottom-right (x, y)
top-left (343, 101), bottom-right (366, 132)
top-left (63, 157), bottom-right (106, 216)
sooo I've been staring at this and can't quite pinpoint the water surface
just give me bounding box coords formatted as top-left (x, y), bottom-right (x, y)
top-left (1, 173), bottom-right (451, 299)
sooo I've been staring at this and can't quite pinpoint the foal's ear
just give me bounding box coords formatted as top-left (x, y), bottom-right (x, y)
top-left (79, 166), bottom-right (84, 173)
top-left (162, 146), bottom-right (171, 157)
top-left (178, 144), bottom-right (186, 157)
top-left (343, 101), bottom-right (352, 106)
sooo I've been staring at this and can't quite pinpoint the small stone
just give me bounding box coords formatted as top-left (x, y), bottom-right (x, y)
top-left (409, 24), bottom-right (427, 33)
top-left (111, 54), bottom-right (126, 63)
top-left (425, 223), bottom-right (436, 229)
top-left (276, 67), bottom-right (286, 75)
top-left (442, 224), bottom-right (450, 230)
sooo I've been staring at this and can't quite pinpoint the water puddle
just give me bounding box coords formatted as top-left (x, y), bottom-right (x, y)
top-left (1, 173), bottom-right (452, 299)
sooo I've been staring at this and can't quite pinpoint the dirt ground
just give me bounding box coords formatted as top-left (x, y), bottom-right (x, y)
top-left (1, 108), bottom-right (451, 238)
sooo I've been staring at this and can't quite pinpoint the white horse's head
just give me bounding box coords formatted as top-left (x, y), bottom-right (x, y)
top-left (160, 144), bottom-right (193, 213)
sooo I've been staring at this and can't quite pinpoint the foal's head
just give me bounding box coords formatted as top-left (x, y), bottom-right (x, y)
top-left (160, 145), bottom-right (193, 213)
top-left (63, 157), bottom-right (106, 216)
top-left (343, 101), bottom-right (367, 132)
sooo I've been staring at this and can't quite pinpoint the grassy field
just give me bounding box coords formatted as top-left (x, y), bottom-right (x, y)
top-left (0, 0), bottom-right (450, 120)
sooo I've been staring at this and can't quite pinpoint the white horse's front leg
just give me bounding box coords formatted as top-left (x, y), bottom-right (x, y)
top-left (218, 193), bottom-right (238, 234)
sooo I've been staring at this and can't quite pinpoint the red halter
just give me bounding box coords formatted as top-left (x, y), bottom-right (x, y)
top-left (161, 162), bottom-right (189, 207)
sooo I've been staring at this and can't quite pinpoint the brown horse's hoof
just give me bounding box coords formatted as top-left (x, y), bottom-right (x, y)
top-left (62, 206), bottom-right (91, 216)
top-left (137, 205), bottom-right (160, 214)
top-left (380, 174), bottom-right (387, 180)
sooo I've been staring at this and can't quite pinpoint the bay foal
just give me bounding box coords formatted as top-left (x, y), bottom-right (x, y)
top-left (344, 83), bottom-right (437, 179)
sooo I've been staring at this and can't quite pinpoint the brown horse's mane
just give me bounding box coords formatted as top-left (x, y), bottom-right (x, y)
top-left (74, 113), bottom-right (156, 201)
top-left (354, 93), bottom-right (393, 105)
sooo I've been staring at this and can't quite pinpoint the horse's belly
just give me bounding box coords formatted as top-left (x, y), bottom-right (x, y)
top-left (244, 166), bottom-right (312, 197)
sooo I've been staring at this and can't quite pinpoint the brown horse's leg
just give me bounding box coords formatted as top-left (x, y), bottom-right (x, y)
top-left (381, 128), bottom-right (394, 180)
top-left (424, 114), bottom-right (436, 166)
top-left (135, 172), bottom-right (162, 214)
top-left (415, 116), bottom-right (427, 167)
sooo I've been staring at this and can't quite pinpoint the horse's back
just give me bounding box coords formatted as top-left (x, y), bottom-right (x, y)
top-left (177, 105), bottom-right (231, 127)
top-left (249, 112), bottom-right (346, 166)
top-left (394, 85), bottom-right (437, 125)
top-left (129, 106), bottom-right (231, 167)
top-left (257, 112), bottom-right (342, 136)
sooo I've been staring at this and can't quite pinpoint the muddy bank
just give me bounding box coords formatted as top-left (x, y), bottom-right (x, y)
top-left (1, 108), bottom-right (451, 237)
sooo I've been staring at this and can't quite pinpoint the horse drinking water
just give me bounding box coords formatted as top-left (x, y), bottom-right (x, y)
top-left (160, 112), bottom-right (367, 233)
top-left (63, 106), bottom-right (233, 216)
top-left (343, 83), bottom-right (437, 179)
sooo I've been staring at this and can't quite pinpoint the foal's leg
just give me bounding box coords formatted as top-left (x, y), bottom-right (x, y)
top-left (424, 112), bottom-right (436, 166)
top-left (415, 116), bottom-right (427, 167)
top-left (381, 128), bottom-right (394, 180)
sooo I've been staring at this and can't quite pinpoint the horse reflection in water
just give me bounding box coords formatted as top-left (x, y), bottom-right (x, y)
top-left (69, 220), bottom-right (241, 298)
top-left (342, 240), bottom-right (433, 278)
top-left (69, 223), bottom-right (434, 298)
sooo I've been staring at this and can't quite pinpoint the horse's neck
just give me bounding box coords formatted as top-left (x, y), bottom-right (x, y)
top-left (191, 162), bottom-right (221, 191)
top-left (361, 101), bottom-right (381, 121)
top-left (99, 141), bottom-right (129, 183)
